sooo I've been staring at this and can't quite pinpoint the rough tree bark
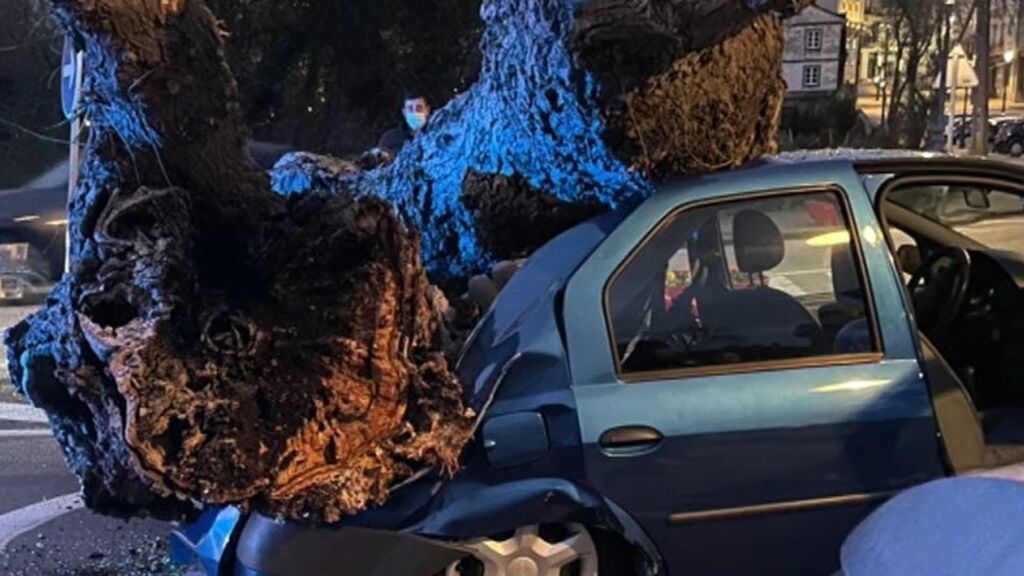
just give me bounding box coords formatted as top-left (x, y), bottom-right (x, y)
top-left (7, 0), bottom-right (807, 522)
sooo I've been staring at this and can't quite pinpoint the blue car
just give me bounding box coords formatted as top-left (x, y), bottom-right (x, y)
top-left (174, 154), bottom-right (1024, 576)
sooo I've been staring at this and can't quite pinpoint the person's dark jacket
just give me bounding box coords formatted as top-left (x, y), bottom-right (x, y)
top-left (378, 126), bottom-right (413, 155)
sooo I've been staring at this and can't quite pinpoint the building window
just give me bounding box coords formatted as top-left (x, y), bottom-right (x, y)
top-left (803, 65), bottom-right (822, 88)
top-left (806, 28), bottom-right (824, 51)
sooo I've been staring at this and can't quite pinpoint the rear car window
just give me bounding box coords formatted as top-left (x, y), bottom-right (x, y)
top-left (607, 190), bottom-right (879, 376)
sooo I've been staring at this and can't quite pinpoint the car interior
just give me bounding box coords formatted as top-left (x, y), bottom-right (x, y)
top-left (880, 183), bottom-right (1024, 472)
top-left (612, 195), bottom-right (875, 375)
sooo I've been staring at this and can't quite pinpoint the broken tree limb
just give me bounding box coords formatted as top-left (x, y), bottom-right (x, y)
top-left (8, 0), bottom-right (808, 521)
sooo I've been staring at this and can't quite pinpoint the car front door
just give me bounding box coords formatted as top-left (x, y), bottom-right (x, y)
top-left (563, 162), bottom-right (946, 576)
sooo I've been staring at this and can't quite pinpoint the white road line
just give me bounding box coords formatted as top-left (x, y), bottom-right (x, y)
top-left (0, 429), bottom-right (52, 439)
top-left (766, 275), bottom-right (807, 297)
top-left (0, 493), bottom-right (83, 553)
top-left (0, 403), bottom-right (48, 424)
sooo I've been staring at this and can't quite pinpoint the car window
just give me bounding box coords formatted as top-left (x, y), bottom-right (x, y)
top-left (888, 185), bottom-right (1024, 255)
top-left (607, 191), bottom-right (878, 376)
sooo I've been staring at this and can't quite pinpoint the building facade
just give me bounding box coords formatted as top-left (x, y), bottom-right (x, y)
top-left (955, 0), bottom-right (1023, 107)
top-left (783, 2), bottom-right (848, 97)
top-left (989, 0), bottom-right (1022, 105)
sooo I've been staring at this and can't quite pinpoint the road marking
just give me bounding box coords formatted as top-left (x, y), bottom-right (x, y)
top-left (0, 493), bottom-right (83, 553)
top-left (766, 275), bottom-right (808, 297)
top-left (0, 403), bottom-right (48, 424)
top-left (0, 429), bottom-right (52, 439)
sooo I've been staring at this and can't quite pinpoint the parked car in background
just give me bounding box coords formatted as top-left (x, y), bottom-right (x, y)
top-left (951, 114), bottom-right (973, 147)
top-left (174, 154), bottom-right (1024, 576)
top-left (0, 181), bottom-right (67, 304)
top-left (993, 118), bottom-right (1024, 156)
top-left (952, 114), bottom-right (1020, 149)
top-left (0, 142), bottom-right (292, 306)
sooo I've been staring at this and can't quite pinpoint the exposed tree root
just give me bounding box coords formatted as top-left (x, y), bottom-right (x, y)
top-left (608, 16), bottom-right (787, 176)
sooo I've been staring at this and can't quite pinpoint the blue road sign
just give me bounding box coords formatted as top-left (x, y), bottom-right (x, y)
top-left (61, 36), bottom-right (80, 120)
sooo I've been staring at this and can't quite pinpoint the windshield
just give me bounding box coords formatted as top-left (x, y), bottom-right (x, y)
top-left (888, 184), bottom-right (1024, 254)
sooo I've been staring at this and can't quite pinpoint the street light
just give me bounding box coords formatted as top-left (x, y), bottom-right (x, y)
top-left (1004, 49), bottom-right (1016, 112)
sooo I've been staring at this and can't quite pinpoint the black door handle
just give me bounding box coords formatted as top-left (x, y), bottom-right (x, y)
top-left (599, 426), bottom-right (663, 455)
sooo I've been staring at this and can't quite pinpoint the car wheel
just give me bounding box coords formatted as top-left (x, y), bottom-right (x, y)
top-left (1012, 142), bottom-right (1024, 157)
top-left (446, 524), bottom-right (600, 576)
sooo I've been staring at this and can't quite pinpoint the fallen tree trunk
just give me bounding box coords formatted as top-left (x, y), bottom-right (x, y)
top-left (7, 0), bottom-right (807, 521)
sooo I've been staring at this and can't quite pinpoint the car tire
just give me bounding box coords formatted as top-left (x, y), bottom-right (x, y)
top-left (1012, 142), bottom-right (1024, 157)
top-left (444, 523), bottom-right (636, 576)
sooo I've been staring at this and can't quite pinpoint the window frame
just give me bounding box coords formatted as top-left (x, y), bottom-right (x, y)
top-left (803, 64), bottom-right (823, 88)
top-left (602, 186), bottom-right (885, 383)
top-left (806, 28), bottom-right (824, 52)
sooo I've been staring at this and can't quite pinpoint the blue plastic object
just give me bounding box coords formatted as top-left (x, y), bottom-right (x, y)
top-left (170, 506), bottom-right (242, 576)
top-left (842, 478), bottom-right (1024, 576)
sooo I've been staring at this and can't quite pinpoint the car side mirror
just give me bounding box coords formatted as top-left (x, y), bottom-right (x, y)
top-left (963, 188), bottom-right (991, 210)
top-left (897, 244), bottom-right (922, 276)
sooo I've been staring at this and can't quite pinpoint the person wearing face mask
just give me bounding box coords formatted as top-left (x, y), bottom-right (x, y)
top-left (377, 90), bottom-right (432, 157)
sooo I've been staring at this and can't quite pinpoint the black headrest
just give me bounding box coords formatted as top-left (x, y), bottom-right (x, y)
top-left (733, 210), bottom-right (784, 274)
top-left (831, 242), bottom-right (864, 309)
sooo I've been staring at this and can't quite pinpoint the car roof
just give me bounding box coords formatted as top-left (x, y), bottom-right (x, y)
top-left (767, 148), bottom-right (947, 164)
top-left (768, 149), bottom-right (1024, 181)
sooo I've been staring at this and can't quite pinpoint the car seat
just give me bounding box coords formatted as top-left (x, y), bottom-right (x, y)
top-left (679, 210), bottom-right (823, 362)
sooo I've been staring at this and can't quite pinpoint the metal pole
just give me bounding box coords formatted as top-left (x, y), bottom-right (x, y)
top-left (972, 0), bottom-right (992, 155)
top-left (881, 24), bottom-right (891, 129)
top-left (1016, 0), bottom-right (1024, 101)
top-left (65, 49), bottom-right (84, 274)
top-left (948, 55), bottom-right (960, 151)
top-left (882, 82), bottom-right (889, 127)
top-left (1005, 64), bottom-right (1010, 111)
top-left (854, 29), bottom-right (863, 86)
top-left (937, 2), bottom-right (954, 149)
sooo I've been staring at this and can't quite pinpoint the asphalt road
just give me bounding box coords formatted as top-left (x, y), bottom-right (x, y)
top-left (0, 305), bottom-right (189, 576)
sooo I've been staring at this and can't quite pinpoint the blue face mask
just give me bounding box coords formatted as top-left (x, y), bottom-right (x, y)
top-left (405, 111), bottom-right (428, 131)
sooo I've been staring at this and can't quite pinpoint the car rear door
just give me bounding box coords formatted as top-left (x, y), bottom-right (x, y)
top-left (563, 161), bottom-right (945, 576)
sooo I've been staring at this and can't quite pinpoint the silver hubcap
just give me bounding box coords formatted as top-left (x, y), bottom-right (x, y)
top-left (447, 524), bottom-right (599, 576)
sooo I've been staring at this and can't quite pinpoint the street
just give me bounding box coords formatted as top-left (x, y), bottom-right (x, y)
top-left (0, 305), bottom-right (186, 576)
